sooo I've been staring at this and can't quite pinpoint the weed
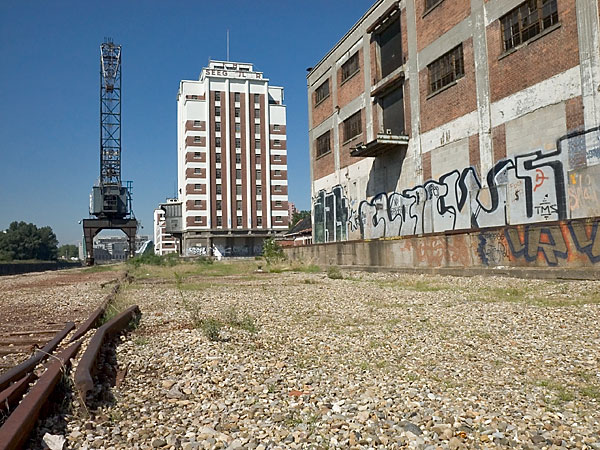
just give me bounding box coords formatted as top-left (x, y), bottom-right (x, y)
top-left (197, 317), bottom-right (223, 341)
top-left (327, 266), bottom-right (343, 280)
top-left (292, 264), bottom-right (321, 274)
top-left (134, 337), bottom-right (149, 346)
top-left (303, 279), bottom-right (317, 284)
top-left (223, 307), bottom-right (258, 333)
top-left (580, 385), bottom-right (600, 399)
top-left (196, 255), bottom-right (214, 265)
top-left (83, 264), bottom-right (120, 273)
top-left (262, 238), bottom-right (286, 265)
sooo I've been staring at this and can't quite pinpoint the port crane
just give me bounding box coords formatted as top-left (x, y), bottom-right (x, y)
top-left (82, 39), bottom-right (137, 265)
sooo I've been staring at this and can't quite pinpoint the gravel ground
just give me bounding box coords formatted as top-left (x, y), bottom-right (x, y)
top-left (0, 267), bottom-right (122, 370)
top-left (33, 262), bottom-right (600, 449)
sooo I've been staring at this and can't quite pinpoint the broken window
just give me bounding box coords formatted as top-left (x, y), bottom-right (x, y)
top-left (341, 52), bottom-right (360, 82)
top-left (500, 0), bottom-right (558, 51)
top-left (316, 131), bottom-right (331, 157)
top-left (343, 111), bottom-right (362, 142)
top-left (428, 44), bottom-right (464, 94)
top-left (314, 79), bottom-right (330, 105)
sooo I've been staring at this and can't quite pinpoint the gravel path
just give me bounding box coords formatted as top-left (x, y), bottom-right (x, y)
top-left (34, 263), bottom-right (600, 449)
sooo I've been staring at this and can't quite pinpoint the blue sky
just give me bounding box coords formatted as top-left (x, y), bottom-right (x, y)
top-left (0, 0), bottom-right (373, 245)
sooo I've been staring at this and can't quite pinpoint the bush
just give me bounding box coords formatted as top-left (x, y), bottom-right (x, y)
top-left (327, 266), bottom-right (343, 280)
top-left (127, 252), bottom-right (179, 268)
top-left (196, 255), bottom-right (214, 265)
top-left (262, 238), bottom-right (285, 265)
top-left (197, 317), bottom-right (222, 341)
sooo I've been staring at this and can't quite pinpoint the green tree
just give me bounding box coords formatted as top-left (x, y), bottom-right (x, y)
top-left (289, 210), bottom-right (311, 229)
top-left (58, 244), bottom-right (79, 259)
top-left (262, 238), bottom-right (285, 264)
top-left (0, 221), bottom-right (59, 261)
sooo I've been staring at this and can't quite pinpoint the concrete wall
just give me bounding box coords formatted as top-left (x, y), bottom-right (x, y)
top-left (285, 216), bottom-right (600, 275)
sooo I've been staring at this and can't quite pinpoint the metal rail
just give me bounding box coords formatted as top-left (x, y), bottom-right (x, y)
top-left (74, 305), bottom-right (140, 400)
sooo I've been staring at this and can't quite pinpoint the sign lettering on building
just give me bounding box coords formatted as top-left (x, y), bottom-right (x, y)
top-left (204, 69), bottom-right (263, 79)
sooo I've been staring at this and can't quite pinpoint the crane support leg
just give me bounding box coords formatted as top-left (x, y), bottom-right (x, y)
top-left (83, 218), bottom-right (138, 266)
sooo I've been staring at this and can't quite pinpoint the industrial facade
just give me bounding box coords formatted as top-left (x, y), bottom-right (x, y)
top-left (153, 207), bottom-right (179, 256)
top-left (307, 0), bottom-right (600, 258)
top-left (177, 61), bottom-right (289, 256)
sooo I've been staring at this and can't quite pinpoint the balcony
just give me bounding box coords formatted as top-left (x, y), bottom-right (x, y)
top-left (350, 133), bottom-right (409, 157)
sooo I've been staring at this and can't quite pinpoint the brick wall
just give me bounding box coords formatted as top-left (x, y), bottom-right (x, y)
top-left (416, 0), bottom-right (471, 52)
top-left (312, 77), bottom-right (333, 128)
top-left (487, 0), bottom-right (579, 103)
top-left (337, 48), bottom-right (365, 109)
top-left (419, 38), bottom-right (477, 133)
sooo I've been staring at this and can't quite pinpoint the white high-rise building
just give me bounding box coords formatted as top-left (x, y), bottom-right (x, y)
top-left (177, 61), bottom-right (289, 257)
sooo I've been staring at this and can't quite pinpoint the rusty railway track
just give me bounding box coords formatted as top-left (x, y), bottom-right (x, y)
top-left (0, 272), bottom-right (140, 450)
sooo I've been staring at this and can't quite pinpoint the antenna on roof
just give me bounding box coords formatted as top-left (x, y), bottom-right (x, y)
top-left (226, 29), bottom-right (230, 61)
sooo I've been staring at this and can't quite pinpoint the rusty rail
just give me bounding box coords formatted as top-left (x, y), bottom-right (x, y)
top-left (74, 305), bottom-right (140, 400)
top-left (0, 372), bottom-right (37, 415)
top-left (0, 322), bottom-right (74, 393)
top-left (0, 342), bottom-right (81, 450)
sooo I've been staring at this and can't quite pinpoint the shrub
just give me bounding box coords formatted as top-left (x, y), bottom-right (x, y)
top-left (327, 266), bottom-right (343, 280)
top-left (262, 238), bottom-right (286, 265)
top-left (197, 317), bottom-right (222, 341)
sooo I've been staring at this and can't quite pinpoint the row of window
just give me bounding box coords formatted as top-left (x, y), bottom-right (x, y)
top-left (315, 110), bottom-right (362, 157)
top-left (206, 199), bottom-right (286, 210)
top-left (314, 1), bottom-right (558, 101)
top-left (215, 106), bottom-right (262, 117)
top-left (205, 215), bottom-right (284, 227)
top-left (211, 137), bottom-right (282, 148)
top-left (214, 92), bottom-right (262, 103)
top-left (201, 184), bottom-right (284, 194)
top-left (193, 152), bottom-right (283, 162)
top-left (212, 123), bottom-right (281, 132)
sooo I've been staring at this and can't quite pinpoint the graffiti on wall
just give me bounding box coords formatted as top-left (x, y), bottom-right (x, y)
top-left (313, 128), bottom-right (600, 255)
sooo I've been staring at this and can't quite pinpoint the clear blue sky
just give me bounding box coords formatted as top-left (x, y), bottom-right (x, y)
top-left (0, 0), bottom-right (373, 245)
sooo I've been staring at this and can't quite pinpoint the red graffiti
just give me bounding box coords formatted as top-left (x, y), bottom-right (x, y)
top-left (534, 168), bottom-right (549, 192)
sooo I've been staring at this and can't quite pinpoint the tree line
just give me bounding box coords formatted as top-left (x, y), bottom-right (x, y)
top-left (0, 221), bottom-right (76, 261)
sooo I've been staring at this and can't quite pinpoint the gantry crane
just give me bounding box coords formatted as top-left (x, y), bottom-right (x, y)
top-left (82, 39), bottom-right (137, 265)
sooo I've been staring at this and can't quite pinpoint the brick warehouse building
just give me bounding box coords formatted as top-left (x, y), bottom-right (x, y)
top-left (177, 61), bottom-right (289, 257)
top-left (307, 0), bottom-right (600, 257)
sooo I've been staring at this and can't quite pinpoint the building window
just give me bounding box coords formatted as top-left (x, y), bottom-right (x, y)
top-left (237, 216), bottom-right (242, 226)
top-left (428, 44), bottom-right (464, 94)
top-left (193, 120), bottom-right (201, 127)
top-left (255, 155), bottom-right (261, 164)
top-left (234, 92), bottom-right (241, 102)
top-left (195, 216), bottom-right (202, 223)
top-left (235, 123), bottom-right (241, 132)
top-left (274, 185), bottom-right (282, 192)
top-left (216, 168), bottom-right (221, 179)
top-left (256, 169), bottom-right (261, 180)
top-left (256, 186), bottom-right (262, 195)
top-left (216, 216), bottom-right (222, 227)
top-left (341, 52), bottom-right (360, 82)
top-left (215, 106), bottom-right (221, 116)
top-left (216, 184), bottom-right (222, 194)
top-left (194, 168), bottom-right (202, 174)
top-left (235, 138), bottom-right (241, 148)
top-left (274, 154), bottom-right (281, 161)
top-left (215, 92), bottom-right (221, 101)
top-left (216, 200), bottom-right (222, 210)
top-left (256, 200), bottom-right (262, 209)
top-left (275, 216), bottom-right (282, 222)
top-left (255, 123), bottom-right (260, 134)
top-left (235, 153), bottom-right (241, 164)
top-left (425, 0), bottom-right (443, 11)
top-left (314, 79), bottom-right (330, 105)
top-left (254, 108), bottom-right (260, 117)
top-left (501, 0), bottom-right (559, 52)
top-left (273, 124), bottom-right (280, 131)
top-left (257, 216), bottom-right (262, 226)
top-left (274, 169), bottom-right (281, 177)
top-left (235, 107), bottom-right (240, 118)
top-left (275, 200), bottom-right (282, 207)
top-left (343, 111), bottom-right (362, 142)
top-left (254, 94), bottom-right (260, 104)
top-left (194, 136), bottom-right (201, 143)
top-left (274, 139), bottom-right (281, 147)
top-left (316, 130), bottom-right (331, 157)
top-left (255, 138), bottom-right (261, 149)
top-left (378, 16), bottom-right (402, 78)
top-left (194, 152), bottom-right (201, 158)
top-left (215, 153), bottom-right (221, 163)
top-left (236, 185), bottom-right (242, 195)
top-left (194, 184), bottom-right (201, 190)
top-left (236, 169), bottom-right (242, 179)
top-left (236, 200), bottom-right (242, 210)
top-left (215, 137), bottom-right (221, 147)
top-left (215, 122), bottom-right (221, 132)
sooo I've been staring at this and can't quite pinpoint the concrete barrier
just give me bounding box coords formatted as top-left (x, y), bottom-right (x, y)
top-left (284, 217), bottom-right (600, 279)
